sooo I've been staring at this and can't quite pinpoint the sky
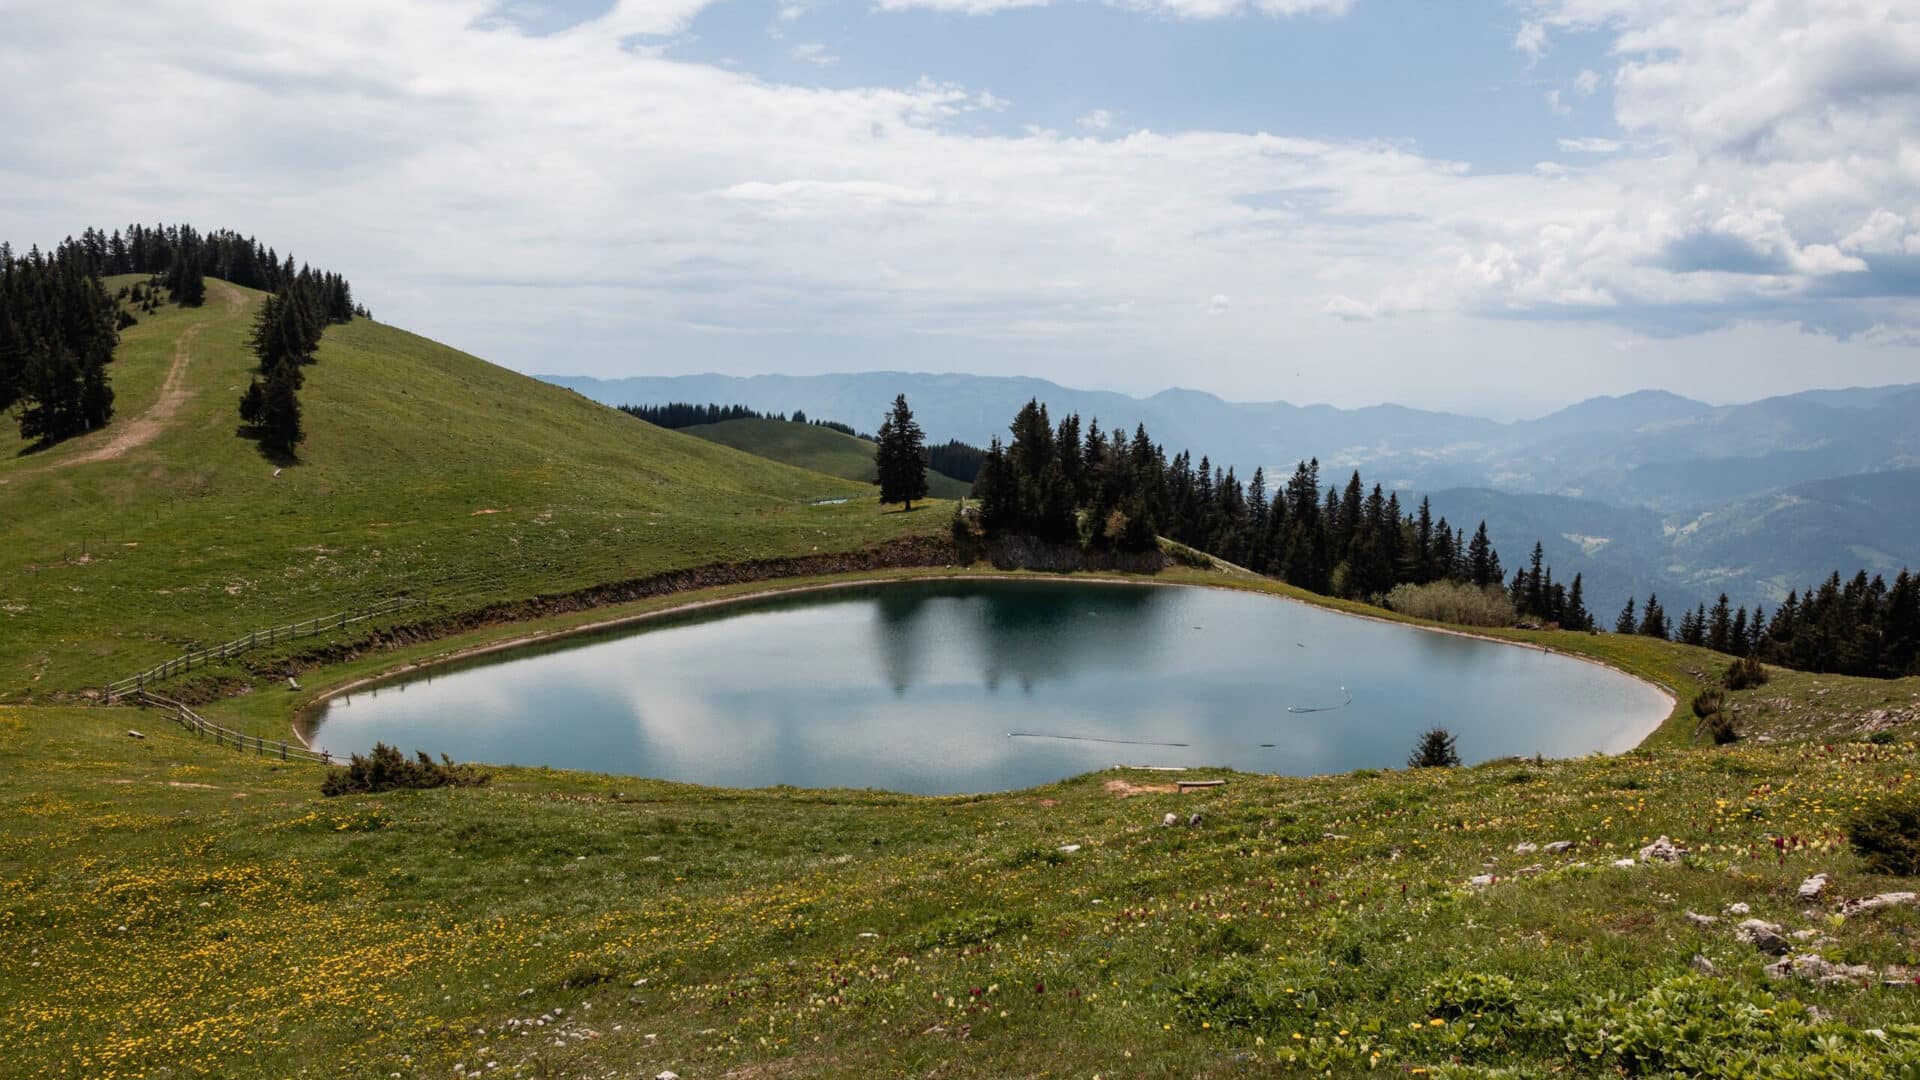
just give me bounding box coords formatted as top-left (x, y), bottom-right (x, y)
top-left (2, 0), bottom-right (1917, 418)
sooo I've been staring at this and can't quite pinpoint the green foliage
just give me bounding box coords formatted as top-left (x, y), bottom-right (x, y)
top-left (1408, 726), bottom-right (1461, 768)
top-left (1424, 972), bottom-right (1523, 1020)
top-left (911, 911), bottom-right (1031, 951)
top-left (319, 742), bottom-right (489, 796)
top-left (1384, 580), bottom-right (1517, 627)
top-left (1693, 688), bottom-right (1725, 719)
top-left (874, 394), bottom-right (929, 510)
top-left (1849, 796), bottom-right (1920, 875)
top-left (1726, 653), bottom-right (1772, 690)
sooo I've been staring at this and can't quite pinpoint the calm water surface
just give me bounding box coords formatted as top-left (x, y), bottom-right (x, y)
top-left (307, 580), bottom-right (1671, 794)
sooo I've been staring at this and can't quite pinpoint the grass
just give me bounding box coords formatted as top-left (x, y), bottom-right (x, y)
top-left (10, 703), bottom-right (1920, 1078)
top-left (0, 281), bottom-right (947, 696)
top-left (7, 278), bottom-right (1920, 1076)
top-left (682, 416), bottom-right (974, 500)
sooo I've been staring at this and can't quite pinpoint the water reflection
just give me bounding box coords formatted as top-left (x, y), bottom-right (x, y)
top-left (309, 580), bottom-right (1672, 794)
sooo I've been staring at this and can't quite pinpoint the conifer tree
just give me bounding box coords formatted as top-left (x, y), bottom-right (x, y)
top-left (873, 393), bottom-right (928, 511)
top-left (1616, 596), bottom-right (1637, 635)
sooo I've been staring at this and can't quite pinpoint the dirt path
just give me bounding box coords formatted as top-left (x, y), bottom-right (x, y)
top-left (1, 282), bottom-right (248, 484)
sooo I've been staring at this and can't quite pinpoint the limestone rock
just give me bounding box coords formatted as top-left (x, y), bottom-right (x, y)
top-left (1839, 892), bottom-right (1917, 916)
top-left (1685, 911), bottom-right (1719, 927)
top-left (1798, 874), bottom-right (1829, 900)
top-left (1735, 918), bottom-right (1790, 956)
top-left (1638, 836), bottom-right (1686, 864)
top-left (1544, 840), bottom-right (1574, 853)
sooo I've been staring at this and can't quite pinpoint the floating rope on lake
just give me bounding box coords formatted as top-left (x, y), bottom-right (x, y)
top-left (1008, 732), bottom-right (1192, 748)
top-left (1285, 686), bottom-right (1352, 714)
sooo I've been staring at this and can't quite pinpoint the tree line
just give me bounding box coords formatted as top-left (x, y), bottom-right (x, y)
top-left (620, 401), bottom-right (875, 440)
top-left (0, 238), bottom-right (119, 443)
top-left (1616, 570), bottom-right (1919, 678)
top-left (964, 398), bottom-right (1587, 622)
top-left (58, 223), bottom-right (362, 319)
top-left (2, 224), bottom-right (362, 451)
top-left (238, 267), bottom-right (359, 458)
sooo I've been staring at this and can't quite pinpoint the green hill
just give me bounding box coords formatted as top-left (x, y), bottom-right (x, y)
top-left (681, 416), bottom-right (973, 500)
top-left (0, 279), bottom-right (944, 695)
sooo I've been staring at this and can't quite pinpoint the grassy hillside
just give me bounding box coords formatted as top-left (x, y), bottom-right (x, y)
top-left (0, 280), bottom-right (945, 696)
top-left (11, 701), bottom-right (1920, 1078)
top-left (681, 416), bottom-right (973, 500)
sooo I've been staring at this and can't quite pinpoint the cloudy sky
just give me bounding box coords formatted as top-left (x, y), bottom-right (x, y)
top-left (3, 0), bottom-right (1917, 417)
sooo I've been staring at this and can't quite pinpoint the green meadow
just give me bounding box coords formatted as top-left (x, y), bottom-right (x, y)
top-left (5, 281), bottom-right (1920, 1077)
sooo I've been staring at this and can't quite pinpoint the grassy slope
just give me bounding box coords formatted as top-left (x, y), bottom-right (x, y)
top-left (10, 704), bottom-right (1920, 1078)
top-left (0, 281), bottom-right (945, 696)
top-left (682, 416), bottom-right (973, 500)
top-left (8, 281), bottom-right (1920, 1076)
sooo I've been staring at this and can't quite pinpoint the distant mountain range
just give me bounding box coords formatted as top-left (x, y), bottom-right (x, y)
top-left (544, 370), bottom-right (1920, 613)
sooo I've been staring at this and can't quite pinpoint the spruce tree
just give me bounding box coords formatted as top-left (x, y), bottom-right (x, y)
top-left (1407, 727), bottom-right (1461, 769)
top-left (1565, 574), bottom-right (1588, 631)
top-left (873, 393), bottom-right (928, 511)
top-left (259, 360), bottom-right (303, 457)
top-left (1616, 596), bottom-right (1637, 635)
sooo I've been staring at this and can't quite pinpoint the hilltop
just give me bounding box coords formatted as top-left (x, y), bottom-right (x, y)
top-left (680, 416), bottom-right (972, 500)
top-left (0, 279), bottom-right (944, 696)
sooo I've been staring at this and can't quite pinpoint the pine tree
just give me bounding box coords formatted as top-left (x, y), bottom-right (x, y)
top-left (1407, 727), bottom-right (1461, 769)
top-left (1616, 596), bottom-right (1637, 635)
top-left (1707, 593), bottom-right (1733, 654)
top-left (259, 360), bottom-right (303, 457)
top-left (1638, 593), bottom-right (1669, 640)
top-left (873, 393), bottom-right (928, 511)
top-left (1467, 522), bottom-right (1500, 587)
top-left (1565, 574), bottom-right (1589, 631)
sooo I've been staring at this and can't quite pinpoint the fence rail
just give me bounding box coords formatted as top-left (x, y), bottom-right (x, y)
top-left (104, 597), bottom-right (417, 702)
top-left (132, 689), bottom-right (336, 764)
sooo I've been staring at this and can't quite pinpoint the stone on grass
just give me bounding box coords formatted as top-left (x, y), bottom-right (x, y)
top-left (1161, 813), bottom-right (1179, 828)
top-left (1513, 842), bottom-right (1538, 854)
top-left (1735, 919), bottom-right (1791, 956)
top-left (1611, 858), bottom-right (1638, 869)
top-left (1728, 902), bottom-right (1751, 916)
top-left (1685, 911), bottom-right (1719, 927)
top-left (1187, 812), bottom-right (1203, 828)
top-left (1689, 954), bottom-right (1717, 975)
top-left (1057, 844), bottom-right (1081, 854)
top-left (1638, 836), bottom-right (1686, 864)
top-left (1468, 874), bottom-right (1496, 888)
top-left (1798, 874), bottom-right (1830, 900)
top-left (1764, 954), bottom-right (1875, 986)
top-left (1544, 841), bottom-right (1574, 853)
top-left (1839, 892), bottom-right (1918, 917)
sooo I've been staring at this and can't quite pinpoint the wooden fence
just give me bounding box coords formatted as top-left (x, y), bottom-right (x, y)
top-left (104, 597), bottom-right (417, 702)
top-left (131, 689), bottom-right (336, 764)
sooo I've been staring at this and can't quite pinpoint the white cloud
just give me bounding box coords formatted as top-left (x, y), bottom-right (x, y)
top-left (0, 0), bottom-right (1913, 412)
top-left (875, 0), bottom-right (1351, 17)
top-left (1207, 293), bottom-right (1232, 315)
top-left (1556, 136), bottom-right (1622, 153)
top-left (791, 41), bottom-right (837, 66)
top-left (1544, 89), bottom-right (1568, 115)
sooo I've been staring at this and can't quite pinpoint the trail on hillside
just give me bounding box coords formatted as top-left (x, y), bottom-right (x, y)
top-left (0, 282), bottom-right (249, 485)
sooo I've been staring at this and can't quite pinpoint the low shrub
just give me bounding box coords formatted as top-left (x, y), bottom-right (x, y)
top-left (1383, 580), bottom-right (1516, 627)
top-left (1692, 689), bottom-right (1725, 719)
top-left (1848, 795), bottom-right (1920, 875)
top-left (320, 742), bottom-right (490, 796)
top-left (1723, 653), bottom-right (1770, 690)
top-left (1407, 727), bottom-right (1461, 769)
top-left (1708, 713), bottom-right (1741, 745)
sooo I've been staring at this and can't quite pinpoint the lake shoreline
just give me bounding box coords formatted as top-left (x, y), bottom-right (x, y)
top-left (293, 568), bottom-right (1677, 767)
